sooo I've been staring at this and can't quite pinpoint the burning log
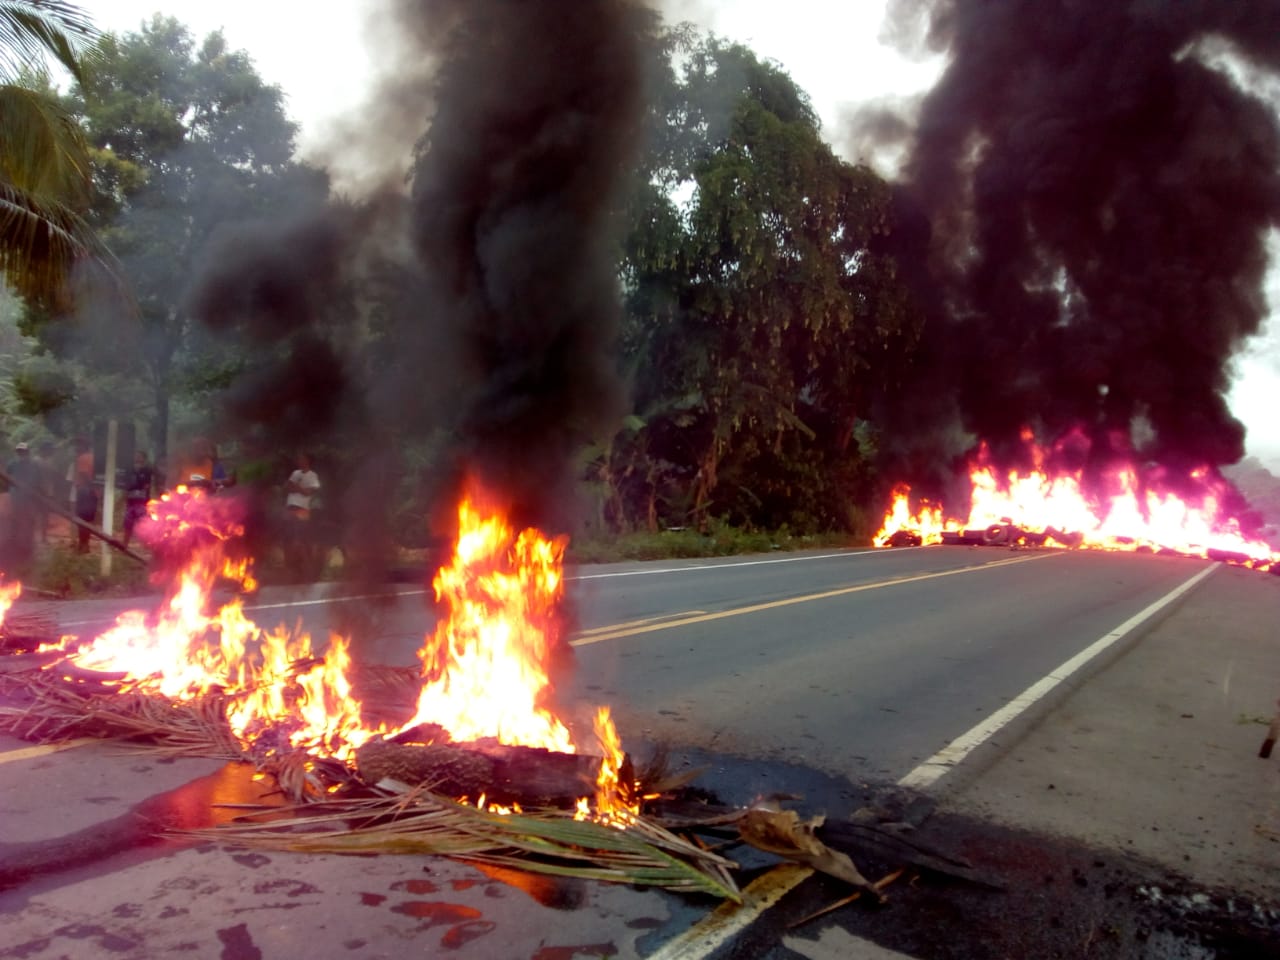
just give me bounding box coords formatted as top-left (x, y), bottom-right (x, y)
top-left (354, 738), bottom-right (622, 808)
top-left (0, 610), bottom-right (60, 654)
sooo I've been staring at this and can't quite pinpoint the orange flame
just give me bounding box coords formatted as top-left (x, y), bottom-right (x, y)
top-left (591, 705), bottom-right (638, 824)
top-left (874, 485), bottom-right (948, 545)
top-left (60, 486), bottom-right (374, 759)
top-left (0, 577), bottom-right (20, 627)
top-left (42, 481), bottom-right (635, 821)
top-left (396, 490), bottom-right (574, 753)
top-left (876, 432), bottom-right (1280, 567)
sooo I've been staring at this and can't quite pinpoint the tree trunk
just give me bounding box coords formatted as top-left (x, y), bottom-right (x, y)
top-left (691, 439), bottom-right (721, 528)
top-left (152, 382), bottom-right (170, 484)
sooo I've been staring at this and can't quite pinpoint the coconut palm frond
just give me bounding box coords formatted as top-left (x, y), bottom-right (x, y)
top-left (0, 671), bottom-right (243, 757)
top-left (0, 176), bottom-right (119, 306)
top-left (0, 1), bottom-right (99, 84)
top-left (181, 791), bottom-right (742, 899)
top-left (82, 691), bottom-right (244, 758)
top-left (0, 83), bottom-right (92, 200)
top-left (0, 668), bottom-right (741, 898)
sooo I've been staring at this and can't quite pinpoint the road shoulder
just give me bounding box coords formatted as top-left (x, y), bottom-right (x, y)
top-left (940, 564), bottom-right (1280, 902)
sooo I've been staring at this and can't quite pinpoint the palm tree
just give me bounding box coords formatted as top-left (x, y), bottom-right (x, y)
top-left (0, 1), bottom-right (105, 306)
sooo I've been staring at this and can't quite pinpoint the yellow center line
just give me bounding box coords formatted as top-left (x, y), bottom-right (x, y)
top-left (0, 737), bottom-right (99, 765)
top-left (570, 552), bottom-right (1062, 648)
top-left (575, 611), bottom-right (708, 638)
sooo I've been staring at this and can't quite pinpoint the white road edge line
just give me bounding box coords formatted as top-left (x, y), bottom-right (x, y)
top-left (644, 560), bottom-right (1220, 960)
top-left (897, 561), bottom-right (1218, 790)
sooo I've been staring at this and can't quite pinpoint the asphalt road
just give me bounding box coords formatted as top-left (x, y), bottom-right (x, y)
top-left (564, 546), bottom-right (1208, 780)
top-left (0, 545), bottom-right (1227, 959)
top-left (38, 545), bottom-right (1206, 781)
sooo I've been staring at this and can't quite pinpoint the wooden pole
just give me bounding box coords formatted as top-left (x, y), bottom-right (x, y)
top-left (100, 419), bottom-right (118, 577)
top-left (0, 466), bottom-right (146, 565)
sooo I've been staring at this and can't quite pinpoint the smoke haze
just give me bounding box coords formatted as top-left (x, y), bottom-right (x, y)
top-left (868, 0), bottom-right (1280, 490)
top-left (183, 1), bottom-right (649, 551)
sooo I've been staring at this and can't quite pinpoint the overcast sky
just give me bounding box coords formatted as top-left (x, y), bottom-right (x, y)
top-left (90, 1), bottom-right (1280, 466)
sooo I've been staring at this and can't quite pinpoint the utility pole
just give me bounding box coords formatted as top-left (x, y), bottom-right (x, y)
top-left (100, 419), bottom-right (118, 576)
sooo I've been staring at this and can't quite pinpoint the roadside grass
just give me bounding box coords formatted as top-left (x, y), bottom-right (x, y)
top-left (27, 544), bottom-right (154, 599)
top-left (567, 525), bottom-right (861, 564)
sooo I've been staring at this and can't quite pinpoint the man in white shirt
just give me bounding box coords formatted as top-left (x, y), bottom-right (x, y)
top-left (284, 453), bottom-right (321, 579)
top-left (286, 453), bottom-right (320, 518)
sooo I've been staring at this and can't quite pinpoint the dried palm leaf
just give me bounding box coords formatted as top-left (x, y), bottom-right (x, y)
top-left (0, 670), bottom-right (242, 757)
top-left (181, 791), bottom-right (741, 900)
top-left (739, 802), bottom-right (880, 900)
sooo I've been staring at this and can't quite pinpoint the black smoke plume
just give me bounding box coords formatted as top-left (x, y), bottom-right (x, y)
top-left (184, 1), bottom-right (649, 564)
top-left (871, 0), bottom-right (1280, 493)
top-left (404, 0), bottom-right (643, 532)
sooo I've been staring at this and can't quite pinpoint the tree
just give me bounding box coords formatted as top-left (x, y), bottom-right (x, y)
top-left (61, 16), bottom-right (329, 464)
top-left (602, 32), bottom-right (922, 533)
top-left (0, 0), bottom-right (108, 306)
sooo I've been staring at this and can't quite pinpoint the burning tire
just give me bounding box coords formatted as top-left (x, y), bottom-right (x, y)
top-left (983, 524), bottom-right (1010, 545)
top-left (885, 529), bottom-right (923, 547)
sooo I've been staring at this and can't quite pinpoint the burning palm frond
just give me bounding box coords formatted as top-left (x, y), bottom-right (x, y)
top-left (0, 665), bottom-right (741, 897)
top-left (184, 789), bottom-right (741, 900)
top-left (0, 669), bottom-right (243, 757)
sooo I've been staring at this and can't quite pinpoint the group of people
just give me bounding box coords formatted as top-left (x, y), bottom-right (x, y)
top-left (0, 437), bottom-right (324, 572)
top-left (0, 436), bottom-right (102, 562)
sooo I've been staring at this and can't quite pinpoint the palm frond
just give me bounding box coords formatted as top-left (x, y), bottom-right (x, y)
top-left (181, 792), bottom-right (742, 900)
top-left (0, 1), bottom-right (98, 84)
top-left (0, 667), bottom-right (742, 899)
top-left (0, 175), bottom-right (125, 308)
top-left (0, 670), bottom-right (243, 757)
top-left (0, 83), bottom-right (91, 200)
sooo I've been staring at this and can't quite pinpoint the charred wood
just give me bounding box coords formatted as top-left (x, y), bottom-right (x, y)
top-left (354, 738), bottom-right (611, 807)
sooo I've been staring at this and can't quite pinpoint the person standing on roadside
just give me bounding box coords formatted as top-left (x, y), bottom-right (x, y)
top-left (284, 452), bottom-right (321, 577)
top-left (69, 436), bottom-right (96, 553)
top-left (121, 450), bottom-right (154, 549)
top-left (286, 452), bottom-right (320, 519)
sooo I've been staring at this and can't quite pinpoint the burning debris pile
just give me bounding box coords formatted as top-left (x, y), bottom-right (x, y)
top-left (0, 580), bottom-right (58, 655)
top-left (0, 484), bottom-right (985, 906)
top-left (0, 483), bottom-right (743, 897)
top-left (865, 0), bottom-right (1280, 549)
top-left (875, 430), bottom-right (1280, 569)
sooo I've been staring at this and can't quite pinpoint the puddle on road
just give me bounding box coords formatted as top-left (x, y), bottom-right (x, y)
top-left (136, 761), bottom-right (287, 832)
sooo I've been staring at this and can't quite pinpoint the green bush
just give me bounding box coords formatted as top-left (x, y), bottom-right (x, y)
top-left (30, 547), bottom-right (153, 598)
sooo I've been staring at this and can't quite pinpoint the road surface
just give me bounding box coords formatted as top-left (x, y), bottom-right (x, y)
top-left (1, 545), bottom-right (1257, 959)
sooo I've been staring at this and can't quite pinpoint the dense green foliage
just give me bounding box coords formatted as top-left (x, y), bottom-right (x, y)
top-left (61, 16), bottom-right (329, 462)
top-left (594, 33), bottom-right (920, 536)
top-left (10, 17), bottom-right (923, 546)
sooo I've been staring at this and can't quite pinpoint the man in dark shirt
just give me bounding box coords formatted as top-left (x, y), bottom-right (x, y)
top-left (122, 450), bottom-right (154, 549)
